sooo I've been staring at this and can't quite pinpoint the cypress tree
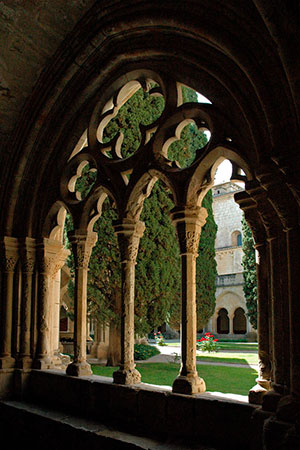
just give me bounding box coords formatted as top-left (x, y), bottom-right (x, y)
top-left (135, 180), bottom-right (181, 336)
top-left (196, 189), bottom-right (218, 330)
top-left (241, 215), bottom-right (258, 329)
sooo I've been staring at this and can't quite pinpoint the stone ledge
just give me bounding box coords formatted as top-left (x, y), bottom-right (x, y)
top-left (12, 369), bottom-right (263, 450)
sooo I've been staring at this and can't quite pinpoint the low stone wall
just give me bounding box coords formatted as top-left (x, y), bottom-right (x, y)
top-left (16, 369), bottom-right (265, 450)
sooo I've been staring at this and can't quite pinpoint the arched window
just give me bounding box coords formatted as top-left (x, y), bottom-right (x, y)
top-left (237, 233), bottom-right (242, 246)
top-left (217, 308), bottom-right (229, 334)
top-left (233, 307), bottom-right (247, 334)
top-left (232, 230), bottom-right (242, 246)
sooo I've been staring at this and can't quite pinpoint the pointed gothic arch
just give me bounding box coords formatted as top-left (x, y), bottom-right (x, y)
top-left (0, 3), bottom-right (299, 448)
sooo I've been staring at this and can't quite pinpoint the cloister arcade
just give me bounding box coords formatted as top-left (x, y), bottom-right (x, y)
top-left (0, 2), bottom-right (299, 448)
top-left (3, 74), bottom-right (253, 392)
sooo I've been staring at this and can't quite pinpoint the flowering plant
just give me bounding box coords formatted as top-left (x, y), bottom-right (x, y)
top-left (154, 331), bottom-right (167, 346)
top-left (197, 332), bottom-right (219, 353)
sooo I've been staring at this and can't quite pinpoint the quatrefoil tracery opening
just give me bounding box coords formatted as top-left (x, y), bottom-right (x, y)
top-left (61, 72), bottom-right (248, 209)
top-left (96, 78), bottom-right (165, 160)
top-left (163, 118), bottom-right (211, 169)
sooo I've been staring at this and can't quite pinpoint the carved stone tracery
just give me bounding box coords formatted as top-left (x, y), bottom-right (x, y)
top-left (54, 72), bottom-right (252, 388)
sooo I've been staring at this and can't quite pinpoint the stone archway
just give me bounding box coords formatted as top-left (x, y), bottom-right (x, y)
top-left (0, 3), bottom-right (300, 448)
top-left (233, 307), bottom-right (247, 334)
top-left (217, 308), bottom-right (229, 334)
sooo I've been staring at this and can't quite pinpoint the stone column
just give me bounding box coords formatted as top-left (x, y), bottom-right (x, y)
top-left (246, 179), bottom-right (288, 410)
top-left (17, 238), bottom-right (36, 369)
top-left (250, 241), bottom-right (272, 402)
top-left (255, 173), bottom-right (293, 402)
top-left (171, 206), bottom-right (207, 395)
top-left (235, 189), bottom-right (272, 404)
top-left (113, 219), bottom-right (145, 385)
top-left (51, 269), bottom-right (63, 362)
top-left (286, 225), bottom-right (300, 398)
top-left (257, 172), bottom-right (299, 399)
top-left (228, 312), bottom-right (234, 335)
top-left (49, 247), bottom-right (70, 366)
top-left (34, 239), bottom-right (69, 369)
top-left (66, 231), bottom-right (97, 377)
top-left (0, 237), bottom-right (19, 369)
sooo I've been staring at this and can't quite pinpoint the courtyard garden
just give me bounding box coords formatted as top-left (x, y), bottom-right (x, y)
top-left (90, 340), bottom-right (258, 396)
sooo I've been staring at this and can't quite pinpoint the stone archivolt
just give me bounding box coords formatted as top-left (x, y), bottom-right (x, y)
top-left (0, 3), bottom-right (299, 447)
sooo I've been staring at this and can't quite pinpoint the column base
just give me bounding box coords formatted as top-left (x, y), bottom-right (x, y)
top-left (262, 389), bottom-right (282, 412)
top-left (249, 378), bottom-right (271, 405)
top-left (0, 356), bottom-right (15, 369)
top-left (113, 367), bottom-right (141, 385)
top-left (66, 361), bottom-right (92, 377)
top-left (16, 356), bottom-right (32, 370)
top-left (172, 374), bottom-right (206, 395)
top-left (32, 356), bottom-right (52, 370)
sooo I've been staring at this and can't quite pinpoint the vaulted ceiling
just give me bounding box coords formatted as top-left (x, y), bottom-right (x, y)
top-left (0, 1), bottom-right (299, 236)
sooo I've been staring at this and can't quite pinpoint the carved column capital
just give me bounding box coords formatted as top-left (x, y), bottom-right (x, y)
top-left (36, 239), bottom-right (70, 278)
top-left (235, 189), bottom-right (266, 246)
top-left (0, 237), bottom-right (19, 272)
top-left (256, 168), bottom-right (298, 232)
top-left (114, 219), bottom-right (145, 263)
top-left (68, 231), bottom-right (97, 270)
top-left (243, 180), bottom-right (281, 240)
top-left (19, 237), bottom-right (36, 273)
top-left (170, 206), bottom-right (208, 256)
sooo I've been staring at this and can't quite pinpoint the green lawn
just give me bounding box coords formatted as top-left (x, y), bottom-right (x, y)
top-left (164, 342), bottom-right (258, 352)
top-left (196, 352), bottom-right (258, 365)
top-left (91, 363), bottom-right (257, 396)
top-left (216, 342), bottom-right (258, 352)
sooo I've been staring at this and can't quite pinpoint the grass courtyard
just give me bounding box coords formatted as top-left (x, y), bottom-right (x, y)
top-left (91, 363), bottom-right (257, 396)
top-left (196, 351), bottom-right (258, 365)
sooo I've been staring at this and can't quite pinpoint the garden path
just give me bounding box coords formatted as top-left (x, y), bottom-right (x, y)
top-left (140, 343), bottom-right (259, 370)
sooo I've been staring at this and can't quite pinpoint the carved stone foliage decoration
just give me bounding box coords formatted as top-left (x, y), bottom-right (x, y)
top-left (36, 240), bottom-right (70, 279)
top-left (23, 257), bottom-right (35, 274)
top-left (114, 220), bottom-right (145, 263)
top-left (170, 206), bottom-right (208, 256)
top-left (69, 232), bottom-right (97, 270)
top-left (2, 256), bottom-right (18, 273)
top-left (178, 230), bottom-right (201, 255)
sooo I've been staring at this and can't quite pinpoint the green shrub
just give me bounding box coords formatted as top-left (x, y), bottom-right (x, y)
top-left (134, 343), bottom-right (160, 360)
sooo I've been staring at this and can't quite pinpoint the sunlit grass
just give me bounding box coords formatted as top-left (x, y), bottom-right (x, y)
top-left (164, 342), bottom-right (258, 352)
top-left (91, 363), bottom-right (257, 396)
top-left (196, 352), bottom-right (258, 365)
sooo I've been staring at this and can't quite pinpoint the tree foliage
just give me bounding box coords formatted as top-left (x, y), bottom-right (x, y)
top-left (135, 180), bottom-right (181, 336)
top-left (196, 189), bottom-right (218, 329)
top-left (241, 215), bottom-right (257, 329)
